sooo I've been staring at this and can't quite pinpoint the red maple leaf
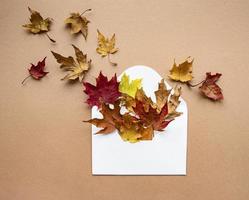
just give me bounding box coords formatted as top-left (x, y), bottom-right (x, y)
top-left (133, 100), bottom-right (172, 131)
top-left (83, 72), bottom-right (121, 107)
top-left (199, 72), bottom-right (223, 101)
top-left (22, 57), bottom-right (49, 84)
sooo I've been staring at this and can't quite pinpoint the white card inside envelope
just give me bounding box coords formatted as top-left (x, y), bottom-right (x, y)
top-left (92, 66), bottom-right (188, 175)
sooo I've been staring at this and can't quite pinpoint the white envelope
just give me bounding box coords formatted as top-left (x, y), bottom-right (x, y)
top-left (91, 66), bottom-right (188, 175)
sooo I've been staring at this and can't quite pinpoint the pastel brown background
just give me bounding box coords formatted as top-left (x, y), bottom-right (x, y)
top-left (0, 0), bottom-right (248, 199)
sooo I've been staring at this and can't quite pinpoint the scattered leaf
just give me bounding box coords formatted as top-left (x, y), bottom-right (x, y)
top-left (22, 57), bottom-right (49, 84)
top-left (96, 30), bottom-right (118, 66)
top-left (65, 9), bottom-right (91, 40)
top-left (168, 57), bottom-right (193, 82)
top-left (22, 7), bottom-right (55, 43)
top-left (51, 45), bottom-right (91, 82)
top-left (199, 72), bottom-right (223, 100)
top-left (119, 73), bottom-right (142, 98)
top-left (83, 72), bottom-right (121, 107)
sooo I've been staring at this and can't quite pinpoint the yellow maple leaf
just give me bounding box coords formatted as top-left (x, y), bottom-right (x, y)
top-left (168, 57), bottom-right (194, 82)
top-left (64, 9), bottom-right (91, 40)
top-left (119, 73), bottom-right (142, 98)
top-left (117, 114), bottom-right (153, 143)
top-left (22, 7), bottom-right (55, 43)
top-left (51, 45), bottom-right (91, 82)
top-left (96, 30), bottom-right (118, 66)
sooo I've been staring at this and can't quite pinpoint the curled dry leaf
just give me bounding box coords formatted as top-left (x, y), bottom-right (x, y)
top-left (96, 30), bottom-right (118, 66)
top-left (22, 7), bottom-right (55, 43)
top-left (83, 72), bottom-right (121, 107)
top-left (51, 45), bottom-right (91, 82)
top-left (168, 57), bottom-right (194, 82)
top-left (65, 9), bottom-right (91, 40)
top-left (22, 57), bottom-right (49, 84)
top-left (199, 72), bottom-right (223, 101)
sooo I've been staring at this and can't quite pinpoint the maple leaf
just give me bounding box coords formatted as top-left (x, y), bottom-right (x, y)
top-left (84, 101), bottom-right (122, 134)
top-left (116, 114), bottom-right (154, 143)
top-left (65, 9), bottom-right (91, 40)
top-left (168, 57), bottom-right (194, 82)
top-left (166, 86), bottom-right (182, 120)
top-left (96, 30), bottom-right (118, 66)
top-left (133, 99), bottom-right (172, 131)
top-left (22, 7), bottom-right (55, 43)
top-left (83, 72), bottom-right (121, 107)
top-left (51, 45), bottom-right (91, 82)
top-left (154, 79), bottom-right (171, 112)
top-left (22, 57), bottom-right (49, 84)
top-left (199, 72), bottom-right (223, 100)
top-left (119, 73), bottom-right (142, 98)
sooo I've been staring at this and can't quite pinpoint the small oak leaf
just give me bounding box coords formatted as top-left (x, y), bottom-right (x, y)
top-left (199, 72), bottom-right (223, 100)
top-left (51, 45), bottom-right (91, 82)
top-left (96, 30), bottom-right (118, 66)
top-left (119, 73), bottom-right (142, 98)
top-left (168, 57), bottom-right (194, 82)
top-left (65, 9), bottom-right (91, 40)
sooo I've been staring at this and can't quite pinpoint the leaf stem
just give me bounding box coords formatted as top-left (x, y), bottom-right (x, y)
top-left (108, 54), bottom-right (117, 66)
top-left (45, 33), bottom-right (56, 43)
top-left (80, 8), bottom-right (92, 16)
top-left (21, 75), bottom-right (31, 85)
top-left (187, 80), bottom-right (205, 87)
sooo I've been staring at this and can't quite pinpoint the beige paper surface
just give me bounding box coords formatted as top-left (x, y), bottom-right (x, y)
top-left (0, 0), bottom-right (248, 199)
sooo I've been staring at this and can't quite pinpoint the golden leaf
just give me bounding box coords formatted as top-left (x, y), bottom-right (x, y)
top-left (168, 86), bottom-right (182, 117)
top-left (65, 9), bottom-right (91, 40)
top-left (22, 7), bottom-right (55, 43)
top-left (154, 79), bottom-right (171, 112)
top-left (119, 73), bottom-right (142, 98)
top-left (96, 30), bottom-right (118, 66)
top-left (168, 57), bottom-right (194, 82)
top-left (51, 45), bottom-right (91, 82)
top-left (117, 114), bottom-right (153, 143)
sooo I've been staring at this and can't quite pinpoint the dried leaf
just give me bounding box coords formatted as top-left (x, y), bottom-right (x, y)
top-left (119, 73), bottom-right (142, 98)
top-left (133, 99), bottom-right (172, 131)
top-left (168, 57), bottom-right (193, 82)
top-left (22, 7), bottom-right (55, 42)
top-left (117, 114), bottom-right (154, 143)
top-left (199, 72), bottom-right (223, 100)
top-left (168, 86), bottom-right (182, 114)
top-left (96, 30), bottom-right (118, 66)
top-left (85, 101), bottom-right (122, 134)
top-left (65, 9), bottom-right (91, 40)
top-left (22, 57), bottom-right (49, 84)
top-left (84, 76), bottom-right (183, 143)
top-left (83, 72), bottom-right (121, 107)
top-left (154, 79), bottom-right (171, 112)
top-left (51, 45), bottom-right (91, 82)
